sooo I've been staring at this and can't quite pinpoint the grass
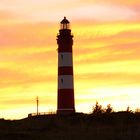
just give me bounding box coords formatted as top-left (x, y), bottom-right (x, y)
top-left (0, 112), bottom-right (140, 140)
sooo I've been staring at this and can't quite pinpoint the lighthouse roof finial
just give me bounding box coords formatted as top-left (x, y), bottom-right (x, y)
top-left (61, 17), bottom-right (70, 24)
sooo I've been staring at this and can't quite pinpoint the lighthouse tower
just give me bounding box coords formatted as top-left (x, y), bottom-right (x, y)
top-left (57, 17), bottom-right (75, 114)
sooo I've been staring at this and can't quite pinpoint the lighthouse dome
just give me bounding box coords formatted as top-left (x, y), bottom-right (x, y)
top-left (60, 17), bottom-right (70, 29)
top-left (61, 17), bottom-right (70, 24)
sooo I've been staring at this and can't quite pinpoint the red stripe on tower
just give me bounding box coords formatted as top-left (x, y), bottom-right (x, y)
top-left (57, 17), bottom-right (75, 114)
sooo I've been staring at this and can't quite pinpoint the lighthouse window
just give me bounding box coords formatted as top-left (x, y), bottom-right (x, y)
top-left (61, 54), bottom-right (63, 59)
top-left (61, 78), bottom-right (63, 83)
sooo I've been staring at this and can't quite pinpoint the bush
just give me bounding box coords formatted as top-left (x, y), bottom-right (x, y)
top-left (92, 102), bottom-right (105, 115)
top-left (105, 104), bottom-right (113, 114)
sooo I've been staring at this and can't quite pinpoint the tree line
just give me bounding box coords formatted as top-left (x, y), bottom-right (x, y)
top-left (92, 102), bottom-right (136, 115)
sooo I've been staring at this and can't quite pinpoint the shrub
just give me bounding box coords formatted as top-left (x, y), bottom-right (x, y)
top-left (92, 102), bottom-right (105, 115)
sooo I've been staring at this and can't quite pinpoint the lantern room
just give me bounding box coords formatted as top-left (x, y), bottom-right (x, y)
top-left (60, 17), bottom-right (70, 30)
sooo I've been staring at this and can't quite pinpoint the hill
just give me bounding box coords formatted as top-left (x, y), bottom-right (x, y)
top-left (0, 112), bottom-right (140, 140)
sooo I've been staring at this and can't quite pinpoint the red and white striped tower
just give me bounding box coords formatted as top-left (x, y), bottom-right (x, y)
top-left (57, 17), bottom-right (75, 114)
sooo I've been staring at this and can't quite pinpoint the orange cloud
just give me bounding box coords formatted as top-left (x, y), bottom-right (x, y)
top-left (0, 10), bottom-right (14, 19)
top-left (81, 0), bottom-right (140, 6)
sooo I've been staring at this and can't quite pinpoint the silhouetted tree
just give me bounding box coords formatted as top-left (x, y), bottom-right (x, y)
top-left (126, 106), bottom-right (132, 113)
top-left (105, 104), bottom-right (113, 114)
top-left (92, 102), bottom-right (104, 114)
top-left (127, 106), bottom-right (129, 112)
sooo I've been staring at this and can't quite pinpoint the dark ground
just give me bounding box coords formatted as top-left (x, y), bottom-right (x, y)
top-left (0, 112), bottom-right (140, 140)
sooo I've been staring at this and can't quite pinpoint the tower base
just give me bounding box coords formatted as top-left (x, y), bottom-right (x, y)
top-left (57, 108), bottom-right (75, 115)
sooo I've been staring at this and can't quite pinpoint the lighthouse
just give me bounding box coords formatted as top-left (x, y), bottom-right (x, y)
top-left (57, 17), bottom-right (75, 114)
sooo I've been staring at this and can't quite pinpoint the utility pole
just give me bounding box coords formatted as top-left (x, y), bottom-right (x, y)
top-left (37, 96), bottom-right (39, 115)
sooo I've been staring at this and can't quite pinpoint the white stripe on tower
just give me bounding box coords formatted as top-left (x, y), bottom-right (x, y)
top-left (58, 53), bottom-right (73, 67)
top-left (58, 75), bottom-right (74, 89)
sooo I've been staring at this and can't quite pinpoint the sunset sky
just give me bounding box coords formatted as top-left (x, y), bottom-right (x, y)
top-left (0, 0), bottom-right (140, 119)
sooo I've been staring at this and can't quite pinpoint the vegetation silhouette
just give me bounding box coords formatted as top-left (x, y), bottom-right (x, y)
top-left (92, 102), bottom-right (113, 114)
top-left (0, 102), bottom-right (140, 140)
